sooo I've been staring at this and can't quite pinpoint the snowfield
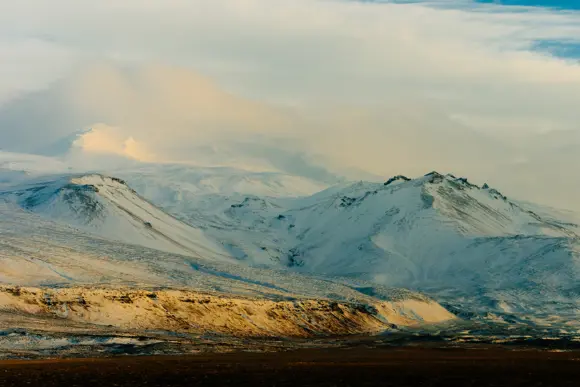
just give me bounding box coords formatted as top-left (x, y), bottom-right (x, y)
top-left (0, 164), bottom-right (579, 356)
top-left (0, 174), bottom-right (233, 260)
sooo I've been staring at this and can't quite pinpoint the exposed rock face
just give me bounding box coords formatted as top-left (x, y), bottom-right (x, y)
top-left (0, 287), bottom-right (455, 338)
top-left (384, 175), bottom-right (411, 186)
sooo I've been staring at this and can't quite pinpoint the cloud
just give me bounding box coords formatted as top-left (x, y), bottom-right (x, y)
top-left (0, 38), bottom-right (73, 104)
top-left (70, 124), bottom-right (155, 162)
top-left (0, 1), bottom-right (579, 209)
top-left (0, 63), bottom-right (503, 169)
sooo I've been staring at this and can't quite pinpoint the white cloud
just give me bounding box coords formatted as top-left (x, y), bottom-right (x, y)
top-left (0, 0), bottom-right (579, 209)
top-left (0, 39), bottom-right (73, 104)
top-left (71, 123), bottom-right (156, 162)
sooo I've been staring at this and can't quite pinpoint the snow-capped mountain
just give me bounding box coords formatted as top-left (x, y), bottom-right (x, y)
top-left (0, 174), bottom-right (232, 261)
top-left (1, 168), bottom-right (579, 333)
top-left (0, 199), bottom-right (456, 344)
top-left (115, 170), bottom-right (579, 330)
top-left (0, 151), bottom-right (71, 178)
top-left (111, 163), bottom-right (330, 199)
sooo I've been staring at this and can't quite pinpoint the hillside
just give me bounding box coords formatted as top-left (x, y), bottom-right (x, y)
top-left (0, 174), bottom-right (232, 260)
top-left (121, 171), bottom-right (580, 330)
top-left (1, 169), bottom-right (579, 338)
top-left (0, 199), bottom-right (455, 356)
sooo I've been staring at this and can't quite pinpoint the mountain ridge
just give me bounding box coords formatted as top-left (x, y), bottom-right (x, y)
top-left (1, 169), bottom-right (579, 332)
top-left (0, 173), bottom-right (233, 261)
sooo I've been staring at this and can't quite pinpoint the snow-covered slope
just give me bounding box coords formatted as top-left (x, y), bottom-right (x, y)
top-left (1, 168), bottom-right (579, 333)
top-left (0, 201), bottom-right (455, 342)
top-left (0, 174), bottom-right (232, 261)
top-left (111, 164), bottom-right (330, 198)
top-left (0, 151), bottom-right (70, 175)
top-left (125, 171), bottom-right (578, 330)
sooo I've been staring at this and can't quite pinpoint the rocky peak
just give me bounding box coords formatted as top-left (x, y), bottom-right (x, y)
top-left (384, 175), bottom-right (411, 186)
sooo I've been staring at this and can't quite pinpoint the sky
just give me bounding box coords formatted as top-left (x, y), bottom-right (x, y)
top-left (474, 1), bottom-right (580, 10)
top-left (0, 0), bottom-right (579, 210)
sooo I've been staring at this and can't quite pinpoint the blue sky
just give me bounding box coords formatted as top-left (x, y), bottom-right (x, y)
top-left (385, 0), bottom-right (580, 8)
top-left (477, 1), bottom-right (580, 59)
top-left (474, 1), bottom-right (580, 10)
top-left (533, 40), bottom-right (580, 59)
top-left (382, 0), bottom-right (580, 59)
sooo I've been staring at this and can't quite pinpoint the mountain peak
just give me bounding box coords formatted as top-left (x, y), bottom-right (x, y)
top-left (0, 173), bottom-right (230, 259)
top-left (70, 173), bottom-right (129, 188)
top-left (424, 171), bottom-right (443, 177)
top-left (384, 175), bottom-right (411, 186)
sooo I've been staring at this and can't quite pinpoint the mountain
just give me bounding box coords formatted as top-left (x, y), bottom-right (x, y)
top-left (1, 168), bottom-right (579, 340)
top-left (0, 174), bottom-right (232, 260)
top-left (0, 151), bottom-right (70, 176)
top-left (0, 198), bottom-right (455, 352)
top-left (119, 170), bottom-right (580, 330)
top-left (0, 164), bottom-right (330, 259)
top-left (111, 163), bottom-right (330, 199)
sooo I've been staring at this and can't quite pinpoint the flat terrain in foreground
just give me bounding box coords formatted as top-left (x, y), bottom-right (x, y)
top-left (1, 347), bottom-right (579, 386)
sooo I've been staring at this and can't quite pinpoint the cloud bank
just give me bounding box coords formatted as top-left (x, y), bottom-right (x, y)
top-left (0, 0), bottom-right (579, 209)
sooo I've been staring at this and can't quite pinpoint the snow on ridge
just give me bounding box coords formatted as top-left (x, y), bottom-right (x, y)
top-left (1, 168), bottom-right (579, 332)
top-left (70, 173), bottom-right (129, 186)
top-left (0, 172), bottom-right (234, 262)
top-left (161, 169), bottom-right (578, 329)
top-left (111, 163), bottom-right (330, 199)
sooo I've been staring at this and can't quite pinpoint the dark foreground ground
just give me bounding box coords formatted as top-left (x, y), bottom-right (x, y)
top-left (1, 347), bottom-right (579, 387)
